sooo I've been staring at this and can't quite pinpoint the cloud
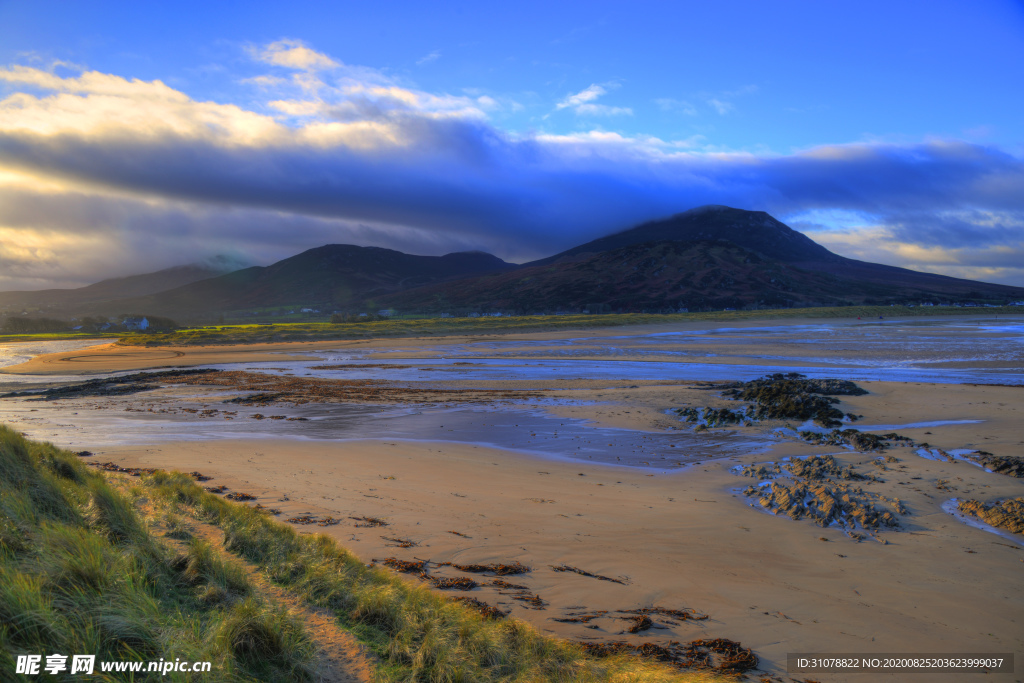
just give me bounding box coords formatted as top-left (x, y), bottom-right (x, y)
top-left (556, 84), bottom-right (607, 109)
top-left (416, 51), bottom-right (441, 66)
top-left (0, 47), bottom-right (1022, 290)
top-left (706, 98), bottom-right (733, 115)
top-left (655, 98), bottom-right (697, 116)
top-left (556, 83), bottom-right (632, 117)
top-left (252, 39), bottom-right (339, 71)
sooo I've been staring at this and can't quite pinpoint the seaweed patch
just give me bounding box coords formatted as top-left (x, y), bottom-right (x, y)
top-left (675, 372), bottom-right (866, 428)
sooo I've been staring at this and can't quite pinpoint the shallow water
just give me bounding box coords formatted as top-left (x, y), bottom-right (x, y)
top-left (1, 317), bottom-right (1020, 471)
top-left (2, 393), bottom-right (769, 471)
top-left (0, 339), bottom-right (110, 371)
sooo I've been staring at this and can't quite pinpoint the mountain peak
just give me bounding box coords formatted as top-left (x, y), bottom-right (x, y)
top-left (528, 206), bottom-right (839, 267)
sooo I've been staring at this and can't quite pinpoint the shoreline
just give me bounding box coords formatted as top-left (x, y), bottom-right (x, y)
top-left (4, 313), bottom-right (1022, 376)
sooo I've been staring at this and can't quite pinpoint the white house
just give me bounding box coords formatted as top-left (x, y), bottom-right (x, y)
top-left (122, 317), bottom-right (149, 331)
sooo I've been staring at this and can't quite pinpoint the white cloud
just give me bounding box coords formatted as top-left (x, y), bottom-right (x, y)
top-left (707, 98), bottom-right (733, 115)
top-left (417, 51), bottom-right (441, 65)
top-left (655, 98), bottom-right (697, 116)
top-left (252, 39), bottom-right (340, 71)
top-left (575, 103), bottom-right (633, 116)
top-left (556, 84), bottom-right (608, 110)
top-left (555, 83), bottom-right (632, 117)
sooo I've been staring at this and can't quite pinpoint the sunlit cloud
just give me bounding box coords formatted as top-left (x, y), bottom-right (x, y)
top-left (252, 39), bottom-right (340, 71)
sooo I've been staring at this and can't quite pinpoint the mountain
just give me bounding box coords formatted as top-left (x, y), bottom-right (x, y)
top-left (527, 205), bottom-right (839, 267)
top-left (377, 206), bottom-right (1024, 312)
top-left (379, 239), bottom-right (850, 312)
top-left (0, 258), bottom-right (241, 312)
top-left (111, 245), bottom-right (514, 317)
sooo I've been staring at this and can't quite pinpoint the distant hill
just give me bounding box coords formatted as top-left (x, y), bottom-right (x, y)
top-left (0, 258), bottom-right (241, 311)
top-left (111, 245), bottom-right (515, 317)
top-left (11, 207), bottom-right (1024, 320)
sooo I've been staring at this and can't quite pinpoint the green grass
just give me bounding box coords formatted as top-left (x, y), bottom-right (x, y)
top-left (0, 425), bottom-right (316, 681)
top-left (118, 305), bottom-right (1024, 347)
top-left (0, 426), bottom-right (728, 682)
top-left (0, 332), bottom-right (119, 344)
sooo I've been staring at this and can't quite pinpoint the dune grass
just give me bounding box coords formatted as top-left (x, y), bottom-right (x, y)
top-left (0, 425), bottom-right (729, 682)
top-left (117, 305), bottom-right (1024, 347)
top-left (0, 424), bottom-right (315, 681)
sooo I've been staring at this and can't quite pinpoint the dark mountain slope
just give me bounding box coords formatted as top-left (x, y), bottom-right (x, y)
top-left (114, 245), bottom-right (514, 316)
top-left (0, 261), bottom-right (238, 310)
top-left (380, 239), bottom-right (862, 313)
top-left (528, 205), bottom-right (840, 267)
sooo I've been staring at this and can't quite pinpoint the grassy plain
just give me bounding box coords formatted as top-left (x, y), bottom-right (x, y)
top-left (117, 305), bottom-right (1022, 347)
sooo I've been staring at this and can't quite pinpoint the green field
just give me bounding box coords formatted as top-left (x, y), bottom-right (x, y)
top-left (116, 305), bottom-right (1024, 347)
top-left (0, 332), bottom-right (119, 345)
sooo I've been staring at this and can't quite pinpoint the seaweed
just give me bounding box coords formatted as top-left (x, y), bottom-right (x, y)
top-left (0, 368), bottom-right (218, 401)
top-left (620, 607), bottom-right (708, 622)
top-left (428, 576), bottom-right (479, 590)
top-left (554, 611), bottom-right (607, 623)
top-left (382, 536), bottom-right (418, 548)
top-left (225, 492), bottom-right (257, 501)
top-left (381, 557), bottom-right (427, 574)
top-left (285, 514), bottom-right (340, 526)
top-left (550, 564), bottom-right (628, 584)
top-left (626, 615), bottom-right (653, 633)
top-left (451, 597), bottom-right (508, 619)
top-left (438, 561), bottom-right (530, 576)
top-left (350, 515), bottom-right (388, 527)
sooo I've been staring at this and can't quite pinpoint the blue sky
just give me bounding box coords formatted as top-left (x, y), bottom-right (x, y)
top-left (0, 0), bottom-right (1022, 290)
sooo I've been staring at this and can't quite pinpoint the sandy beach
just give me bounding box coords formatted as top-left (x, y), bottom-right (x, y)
top-left (1, 315), bottom-right (1022, 681)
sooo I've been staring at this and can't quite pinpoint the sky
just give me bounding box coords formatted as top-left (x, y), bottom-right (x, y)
top-left (0, 0), bottom-right (1022, 291)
